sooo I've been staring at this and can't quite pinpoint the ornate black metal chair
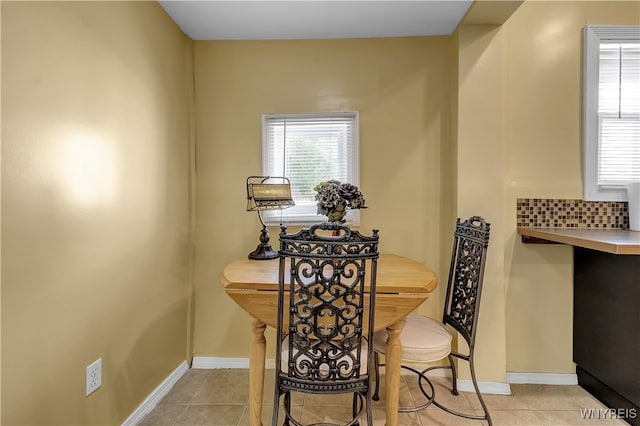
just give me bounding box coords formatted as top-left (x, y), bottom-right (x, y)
top-left (273, 222), bottom-right (379, 426)
top-left (372, 216), bottom-right (492, 425)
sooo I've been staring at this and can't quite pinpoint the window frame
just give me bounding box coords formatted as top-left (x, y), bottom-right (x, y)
top-left (261, 111), bottom-right (360, 226)
top-left (583, 25), bottom-right (640, 201)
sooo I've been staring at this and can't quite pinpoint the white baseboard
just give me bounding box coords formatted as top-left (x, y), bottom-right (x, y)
top-left (457, 379), bottom-right (512, 395)
top-left (192, 356), bottom-right (249, 369)
top-left (506, 372), bottom-right (578, 385)
top-left (121, 360), bottom-right (189, 426)
top-left (187, 358), bottom-right (578, 396)
top-left (191, 356), bottom-right (275, 369)
top-left (454, 372), bottom-right (578, 394)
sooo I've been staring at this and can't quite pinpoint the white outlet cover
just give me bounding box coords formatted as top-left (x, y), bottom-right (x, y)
top-left (86, 358), bottom-right (102, 396)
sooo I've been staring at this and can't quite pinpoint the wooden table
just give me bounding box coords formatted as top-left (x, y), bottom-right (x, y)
top-left (220, 253), bottom-right (437, 426)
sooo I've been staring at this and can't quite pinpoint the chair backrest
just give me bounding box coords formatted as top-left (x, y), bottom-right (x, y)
top-left (442, 216), bottom-right (491, 347)
top-left (276, 222), bottom-right (379, 392)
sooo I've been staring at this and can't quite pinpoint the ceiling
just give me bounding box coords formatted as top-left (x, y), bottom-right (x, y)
top-left (158, 1), bottom-right (475, 41)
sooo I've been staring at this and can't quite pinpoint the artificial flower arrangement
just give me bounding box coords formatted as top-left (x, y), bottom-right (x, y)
top-left (313, 180), bottom-right (366, 223)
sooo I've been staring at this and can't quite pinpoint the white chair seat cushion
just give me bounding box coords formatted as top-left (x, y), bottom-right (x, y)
top-left (281, 336), bottom-right (369, 376)
top-left (373, 313), bottom-right (452, 363)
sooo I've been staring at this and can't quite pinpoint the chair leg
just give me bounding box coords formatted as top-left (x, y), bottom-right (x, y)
top-left (400, 365), bottom-right (435, 412)
top-left (421, 357), bottom-right (491, 426)
top-left (372, 352), bottom-right (380, 401)
top-left (283, 392), bottom-right (291, 426)
top-left (371, 352), bottom-right (491, 425)
top-left (469, 356), bottom-right (492, 426)
top-left (343, 393), bottom-right (366, 426)
top-left (447, 354), bottom-right (459, 396)
top-left (352, 393), bottom-right (359, 426)
top-left (272, 387), bottom-right (280, 426)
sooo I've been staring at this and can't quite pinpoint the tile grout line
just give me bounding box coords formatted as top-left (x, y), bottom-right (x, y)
top-left (139, 369), bottom-right (629, 426)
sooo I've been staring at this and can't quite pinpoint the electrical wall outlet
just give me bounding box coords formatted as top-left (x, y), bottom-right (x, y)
top-left (86, 358), bottom-right (102, 396)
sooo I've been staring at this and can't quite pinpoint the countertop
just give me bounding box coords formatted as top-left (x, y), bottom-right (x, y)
top-left (517, 227), bottom-right (640, 255)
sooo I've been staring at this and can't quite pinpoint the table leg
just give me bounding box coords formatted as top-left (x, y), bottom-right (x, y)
top-left (385, 319), bottom-right (405, 426)
top-left (250, 317), bottom-right (267, 426)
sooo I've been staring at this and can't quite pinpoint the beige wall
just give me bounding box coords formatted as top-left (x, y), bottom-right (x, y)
top-left (194, 0), bottom-right (640, 383)
top-left (502, 1), bottom-right (640, 373)
top-left (456, 23), bottom-right (508, 383)
top-left (192, 37), bottom-right (454, 358)
top-left (3, 3), bottom-right (640, 424)
top-left (450, 0), bottom-right (639, 381)
top-left (1, 2), bottom-right (193, 424)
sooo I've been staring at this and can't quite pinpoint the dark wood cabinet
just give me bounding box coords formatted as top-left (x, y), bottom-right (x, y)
top-left (574, 247), bottom-right (640, 425)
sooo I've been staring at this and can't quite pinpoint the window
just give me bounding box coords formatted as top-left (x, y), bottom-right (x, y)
top-left (583, 25), bottom-right (640, 201)
top-left (262, 112), bottom-right (359, 225)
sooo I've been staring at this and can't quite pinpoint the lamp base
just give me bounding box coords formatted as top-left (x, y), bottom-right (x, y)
top-left (248, 243), bottom-right (278, 260)
top-left (248, 225), bottom-right (278, 260)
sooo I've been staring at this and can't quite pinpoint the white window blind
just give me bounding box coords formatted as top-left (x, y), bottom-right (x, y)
top-left (262, 112), bottom-right (359, 225)
top-left (583, 26), bottom-right (640, 201)
top-left (597, 43), bottom-right (640, 187)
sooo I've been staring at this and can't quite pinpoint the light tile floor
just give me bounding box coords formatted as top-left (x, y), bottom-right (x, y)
top-left (138, 368), bottom-right (631, 426)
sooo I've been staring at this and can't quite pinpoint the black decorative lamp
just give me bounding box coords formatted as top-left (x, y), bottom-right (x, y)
top-left (246, 176), bottom-right (294, 260)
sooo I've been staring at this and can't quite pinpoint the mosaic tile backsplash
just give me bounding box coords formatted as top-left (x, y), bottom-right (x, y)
top-left (517, 198), bottom-right (629, 229)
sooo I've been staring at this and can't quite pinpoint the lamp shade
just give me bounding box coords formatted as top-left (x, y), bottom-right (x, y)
top-left (246, 176), bottom-right (294, 211)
